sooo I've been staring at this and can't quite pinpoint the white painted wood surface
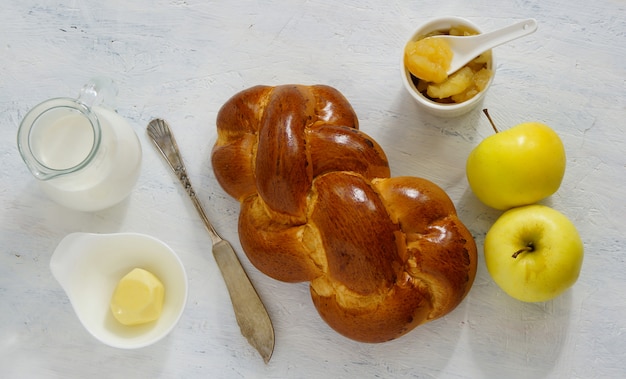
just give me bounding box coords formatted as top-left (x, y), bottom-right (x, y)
top-left (1, 1), bottom-right (625, 378)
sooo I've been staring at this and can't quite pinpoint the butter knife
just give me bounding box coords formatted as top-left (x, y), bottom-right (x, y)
top-left (147, 118), bottom-right (275, 363)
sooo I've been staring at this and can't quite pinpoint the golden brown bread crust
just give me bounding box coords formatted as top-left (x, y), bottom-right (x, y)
top-left (212, 84), bottom-right (477, 342)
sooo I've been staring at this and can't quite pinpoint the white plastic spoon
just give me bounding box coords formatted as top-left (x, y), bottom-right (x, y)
top-left (428, 18), bottom-right (538, 75)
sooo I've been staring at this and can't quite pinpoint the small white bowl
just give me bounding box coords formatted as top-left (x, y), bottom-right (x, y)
top-left (401, 16), bottom-right (496, 117)
top-left (50, 232), bottom-right (188, 349)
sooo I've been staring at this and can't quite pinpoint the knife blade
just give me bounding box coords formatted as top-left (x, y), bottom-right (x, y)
top-left (213, 240), bottom-right (275, 363)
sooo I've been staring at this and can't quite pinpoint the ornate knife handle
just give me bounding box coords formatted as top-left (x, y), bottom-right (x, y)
top-left (146, 118), bottom-right (220, 243)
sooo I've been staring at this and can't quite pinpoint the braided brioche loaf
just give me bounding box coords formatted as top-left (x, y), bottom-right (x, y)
top-left (212, 84), bottom-right (477, 342)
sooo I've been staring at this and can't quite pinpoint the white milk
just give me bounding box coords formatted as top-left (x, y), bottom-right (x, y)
top-left (33, 111), bottom-right (95, 170)
top-left (39, 106), bottom-right (142, 211)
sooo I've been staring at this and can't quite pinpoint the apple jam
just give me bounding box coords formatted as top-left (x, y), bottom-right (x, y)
top-left (404, 26), bottom-right (493, 104)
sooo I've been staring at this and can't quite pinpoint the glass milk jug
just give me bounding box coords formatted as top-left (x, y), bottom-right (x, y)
top-left (17, 78), bottom-right (142, 212)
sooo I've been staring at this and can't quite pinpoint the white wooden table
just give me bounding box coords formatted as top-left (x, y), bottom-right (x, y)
top-left (1, 1), bottom-right (624, 377)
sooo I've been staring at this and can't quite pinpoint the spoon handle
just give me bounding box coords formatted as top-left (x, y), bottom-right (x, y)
top-left (465, 18), bottom-right (538, 53)
top-left (440, 18), bottom-right (538, 75)
top-left (146, 118), bottom-right (275, 364)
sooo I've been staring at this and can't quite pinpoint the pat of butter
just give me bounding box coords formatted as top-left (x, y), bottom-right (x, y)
top-left (110, 268), bottom-right (165, 326)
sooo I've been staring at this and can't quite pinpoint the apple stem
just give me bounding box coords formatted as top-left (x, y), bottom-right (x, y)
top-left (512, 243), bottom-right (535, 259)
top-left (482, 109), bottom-right (499, 133)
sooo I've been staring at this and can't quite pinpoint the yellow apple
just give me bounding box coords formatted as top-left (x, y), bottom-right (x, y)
top-left (484, 204), bottom-right (583, 302)
top-left (466, 114), bottom-right (566, 210)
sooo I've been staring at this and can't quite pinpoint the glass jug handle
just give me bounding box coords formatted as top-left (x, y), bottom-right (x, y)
top-left (77, 77), bottom-right (118, 109)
